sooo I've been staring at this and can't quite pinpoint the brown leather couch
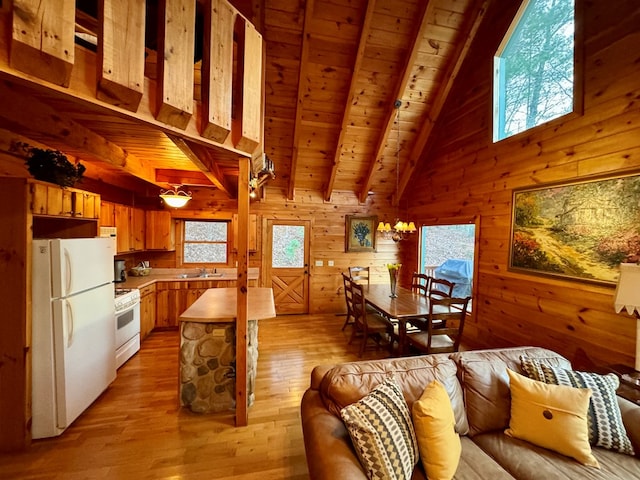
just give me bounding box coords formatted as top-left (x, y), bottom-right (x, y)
top-left (301, 346), bottom-right (640, 479)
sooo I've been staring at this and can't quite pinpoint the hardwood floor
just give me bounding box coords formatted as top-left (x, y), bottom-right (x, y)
top-left (0, 313), bottom-right (391, 479)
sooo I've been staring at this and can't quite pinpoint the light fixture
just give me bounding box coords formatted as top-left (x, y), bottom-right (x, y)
top-left (377, 100), bottom-right (416, 242)
top-left (159, 184), bottom-right (192, 208)
top-left (613, 263), bottom-right (640, 378)
top-left (249, 172), bottom-right (258, 199)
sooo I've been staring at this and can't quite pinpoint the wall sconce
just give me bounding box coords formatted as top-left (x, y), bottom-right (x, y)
top-left (613, 262), bottom-right (640, 378)
top-left (159, 185), bottom-right (192, 208)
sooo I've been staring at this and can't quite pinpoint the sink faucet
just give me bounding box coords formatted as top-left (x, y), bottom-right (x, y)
top-left (198, 267), bottom-right (207, 277)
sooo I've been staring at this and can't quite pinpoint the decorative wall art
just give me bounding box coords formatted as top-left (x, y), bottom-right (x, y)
top-left (345, 215), bottom-right (377, 252)
top-left (509, 173), bottom-right (640, 284)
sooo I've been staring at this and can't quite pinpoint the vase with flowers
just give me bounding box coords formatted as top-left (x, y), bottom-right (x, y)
top-left (386, 263), bottom-right (402, 298)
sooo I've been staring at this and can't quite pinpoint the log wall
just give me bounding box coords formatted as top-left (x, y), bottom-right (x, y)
top-left (404, 0), bottom-right (640, 369)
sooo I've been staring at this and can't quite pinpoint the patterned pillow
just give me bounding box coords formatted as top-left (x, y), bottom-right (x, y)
top-left (520, 356), bottom-right (635, 455)
top-left (341, 377), bottom-right (418, 480)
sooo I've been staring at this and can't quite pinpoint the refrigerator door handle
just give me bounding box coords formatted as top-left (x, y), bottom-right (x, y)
top-left (64, 248), bottom-right (72, 296)
top-left (65, 300), bottom-right (74, 347)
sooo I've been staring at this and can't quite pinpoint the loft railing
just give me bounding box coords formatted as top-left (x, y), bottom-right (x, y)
top-left (0, 0), bottom-right (262, 155)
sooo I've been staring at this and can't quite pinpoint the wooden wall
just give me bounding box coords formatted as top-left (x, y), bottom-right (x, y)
top-left (404, 1), bottom-right (640, 369)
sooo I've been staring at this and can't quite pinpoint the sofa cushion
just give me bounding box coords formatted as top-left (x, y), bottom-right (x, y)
top-left (340, 377), bottom-right (418, 480)
top-left (520, 357), bottom-right (635, 456)
top-left (473, 431), bottom-right (640, 480)
top-left (449, 346), bottom-right (571, 436)
top-left (505, 369), bottom-right (598, 467)
top-left (412, 381), bottom-right (461, 480)
top-left (321, 355), bottom-right (469, 435)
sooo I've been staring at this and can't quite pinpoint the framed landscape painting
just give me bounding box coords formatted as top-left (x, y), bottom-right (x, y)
top-left (345, 215), bottom-right (377, 252)
top-left (509, 173), bottom-right (640, 284)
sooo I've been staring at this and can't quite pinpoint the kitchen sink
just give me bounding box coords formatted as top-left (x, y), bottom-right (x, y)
top-left (176, 273), bottom-right (223, 279)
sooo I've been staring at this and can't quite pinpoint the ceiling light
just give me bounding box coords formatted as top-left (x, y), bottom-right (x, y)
top-left (159, 185), bottom-right (192, 208)
top-left (377, 100), bottom-right (416, 242)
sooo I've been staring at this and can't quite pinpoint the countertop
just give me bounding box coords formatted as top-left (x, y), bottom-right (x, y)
top-left (115, 268), bottom-right (259, 290)
top-left (179, 288), bottom-right (276, 323)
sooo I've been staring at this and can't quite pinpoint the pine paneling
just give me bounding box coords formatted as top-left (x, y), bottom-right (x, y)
top-left (405, 1), bottom-right (640, 368)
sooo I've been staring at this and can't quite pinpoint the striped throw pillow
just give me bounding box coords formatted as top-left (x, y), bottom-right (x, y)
top-left (341, 377), bottom-right (418, 480)
top-left (520, 356), bottom-right (635, 455)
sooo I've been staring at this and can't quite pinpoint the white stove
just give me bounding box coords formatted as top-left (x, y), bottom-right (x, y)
top-left (114, 288), bottom-right (141, 368)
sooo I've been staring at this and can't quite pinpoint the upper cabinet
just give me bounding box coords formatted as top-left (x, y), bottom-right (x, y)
top-left (30, 180), bottom-right (100, 219)
top-left (232, 213), bottom-right (258, 252)
top-left (114, 204), bottom-right (145, 254)
top-left (145, 210), bottom-right (176, 251)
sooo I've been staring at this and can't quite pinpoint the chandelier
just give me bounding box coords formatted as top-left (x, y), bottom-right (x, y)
top-left (377, 100), bottom-right (416, 242)
top-left (159, 184), bottom-right (192, 208)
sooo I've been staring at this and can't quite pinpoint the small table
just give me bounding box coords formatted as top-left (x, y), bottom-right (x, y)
top-left (363, 284), bottom-right (431, 354)
top-left (603, 364), bottom-right (640, 406)
top-left (178, 288), bottom-right (275, 413)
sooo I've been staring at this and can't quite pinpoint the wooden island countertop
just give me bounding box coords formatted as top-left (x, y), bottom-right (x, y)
top-left (179, 287), bottom-right (276, 323)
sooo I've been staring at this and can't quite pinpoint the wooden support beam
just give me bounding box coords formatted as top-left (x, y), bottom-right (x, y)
top-left (398, 0), bottom-right (489, 200)
top-left (287, 0), bottom-right (314, 201)
top-left (167, 134), bottom-right (234, 196)
top-left (324, 0), bottom-right (377, 203)
top-left (155, 169), bottom-right (212, 186)
top-left (0, 81), bottom-right (157, 184)
top-left (235, 156), bottom-right (250, 427)
top-left (98, 0), bottom-right (145, 111)
top-left (358, 0), bottom-right (432, 204)
top-left (10, 0), bottom-right (75, 87)
top-left (233, 20), bottom-right (263, 153)
top-left (156, 0), bottom-right (196, 129)
top-left (202, 0), bottom-right (234, 142)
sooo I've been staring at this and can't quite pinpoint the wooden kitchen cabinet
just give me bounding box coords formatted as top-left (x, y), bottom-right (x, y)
top-left (145, 210), bottom-right (175, 250)
top-left (100, 201), bottom-right (116, 227)
top-left (155, 281), bottom-right (189, 328)
top-left (114, 205), bottom-right (145, 253)
top-left (139, 284), bottom-right (156, 340)
top-left (232, 213), bottom-right (258, 252)
top-left (29, 180), bottom-right (99, 219)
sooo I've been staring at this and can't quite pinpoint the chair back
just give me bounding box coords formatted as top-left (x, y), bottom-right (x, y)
top-left (429, 277), bottom-right (455, 299)
top-left (349, 266), bottom-right (370, 286)
top-left (426, 296), bottom-right (471, 353)
top-left (342, 272), bottom-right (355, 314)
top-left (350, 280), bottom-right (367, 321)
top-left (411, 272), bottom-right (431, 296)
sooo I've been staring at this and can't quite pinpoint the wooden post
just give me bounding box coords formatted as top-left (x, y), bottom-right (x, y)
top-left (236, 156), bottom-right (250, 426)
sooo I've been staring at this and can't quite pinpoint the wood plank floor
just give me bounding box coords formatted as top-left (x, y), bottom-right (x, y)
top-left (0, 313), bottom-right (391, 479)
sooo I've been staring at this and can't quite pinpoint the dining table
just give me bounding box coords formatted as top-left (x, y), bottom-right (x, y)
top-left (362, 284), bottom-right (431, 355)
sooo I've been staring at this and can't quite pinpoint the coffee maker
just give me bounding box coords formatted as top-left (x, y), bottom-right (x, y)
top-left (114, 259), bottom-right (126, 283)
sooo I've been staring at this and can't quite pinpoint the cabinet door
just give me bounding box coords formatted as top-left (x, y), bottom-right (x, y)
top-left (233, 213), bottom-right (258, 251)
top-left (145, 210), bottom-right (175, 250)
top-left (72, 191), bottom-right (85, 217)
top-left (100, 201), bottom-right (116, 227)
top-left (139, 285), bottom-right (156, 340)
top-left (131, 207), bottom-right (145, 251)
top-left (114, 204), bottom-right (131, 253)
top-left (155, 282), bottom-right (187, 328)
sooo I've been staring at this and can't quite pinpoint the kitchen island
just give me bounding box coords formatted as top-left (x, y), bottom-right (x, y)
top-left (178, 288), bottom-right (275, 414)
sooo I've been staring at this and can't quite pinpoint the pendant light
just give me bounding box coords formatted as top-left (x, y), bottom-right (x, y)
top-left (159, 184), bottom-right (192, 208)
top-left (377, 100), bottom-right (416, 242)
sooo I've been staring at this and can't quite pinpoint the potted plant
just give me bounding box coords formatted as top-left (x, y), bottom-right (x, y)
top-left (23, 145), bottom-right (85, 188)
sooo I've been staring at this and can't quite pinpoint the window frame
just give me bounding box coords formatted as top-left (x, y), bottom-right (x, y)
top-left (492, 0), bottom-right (584, 143)
top-left (180, 219), bottom-right (230, 267)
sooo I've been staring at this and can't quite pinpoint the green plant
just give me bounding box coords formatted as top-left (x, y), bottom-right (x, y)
top-left (24, 146), bottom-right (85, 188)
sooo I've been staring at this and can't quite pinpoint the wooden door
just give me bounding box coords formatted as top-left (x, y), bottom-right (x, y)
top-left (265, 219), bottom-right (310, 314)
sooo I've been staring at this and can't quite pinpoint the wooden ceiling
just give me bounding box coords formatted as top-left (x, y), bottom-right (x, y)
top-left (0, 0), bottom-right (488, 204)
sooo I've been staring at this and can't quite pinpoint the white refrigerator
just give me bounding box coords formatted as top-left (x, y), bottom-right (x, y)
top-left (32, 237), bottom-right (117, 439)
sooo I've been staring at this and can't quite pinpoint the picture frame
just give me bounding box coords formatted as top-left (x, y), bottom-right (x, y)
top-left (509, 172), bottom-right (640, 285)
top-left (345, 215), bottom-right (377, 252)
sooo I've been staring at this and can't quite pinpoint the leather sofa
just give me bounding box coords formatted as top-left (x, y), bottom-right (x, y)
top-left (301, 346), bottom-right (640, 479)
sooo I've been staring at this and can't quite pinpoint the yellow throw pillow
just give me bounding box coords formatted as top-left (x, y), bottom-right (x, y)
top-left (505, 369), bottom-right (599, 468)
top-left (412, 380), bottom-right (461, 480)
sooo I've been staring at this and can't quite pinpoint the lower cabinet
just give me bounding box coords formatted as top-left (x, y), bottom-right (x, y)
top-left (139, 284), bottom-right (156, 340)
top-left (155, 279), bottom-right (257, 329)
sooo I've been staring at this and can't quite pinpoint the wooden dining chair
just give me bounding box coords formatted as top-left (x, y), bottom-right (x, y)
top-left (429, 277), bottom-right (455, 299)
top-left (348, 266), bottom-right (370, 286)
top-left (411, 272), bottom-right (431, 297)
top-left (348, 279), bottom-right (393, 357)
top-left (403, 296), bottom-right (471, 355)
top-left (341, 272), bottom-right (356, 331)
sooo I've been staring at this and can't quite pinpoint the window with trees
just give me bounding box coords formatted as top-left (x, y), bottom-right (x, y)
top-left (183, 220), bottom-right (228, 264)
top-left (493, 0), bottom-right (576, 141)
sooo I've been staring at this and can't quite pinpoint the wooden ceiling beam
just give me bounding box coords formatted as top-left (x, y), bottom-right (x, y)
top-left (357, 0), bottom-right (433, 204)
top-left (287, 0), bottom-right (314, 201)
top-left (167, 134), bottom-right (234, 197)
top-left (398, 0), bottom-right (489, 200)
top-left (0, 81), bottom-right (158, 184)
top-left (324, 0), bottom-right (377, 203)
top-left (155, 169), bottom-right (213, 186)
